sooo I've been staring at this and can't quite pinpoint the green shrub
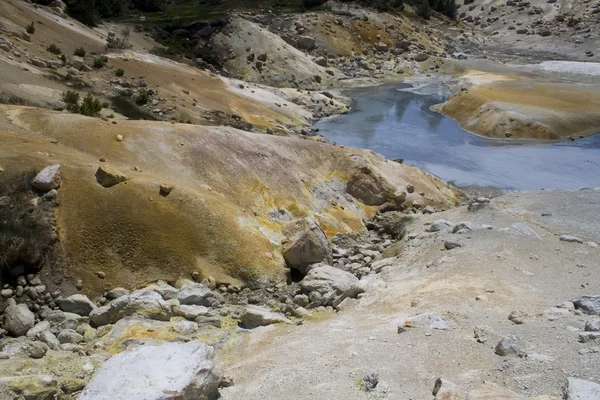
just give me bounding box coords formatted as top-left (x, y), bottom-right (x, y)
top-left (26, 21), bottom-right (35, 35)
top-left (47, 43), bottom-right (62, 55)
top-left (60, 54), bottom-right (67, 65)
top-left (80, 93), bottom-right (103, 116)
top-left (61, 90), bottom-right (80, 112)
top-left (115, 68), bottom-right (125, 77)
top-left (93, 55), bottom-right (109, 69)
top-left (135, 89), bottom-right (149, 105)
top-left (74, 47), bottom-right (86, 57)
top-left (416, 0), bottom-right (431, 19)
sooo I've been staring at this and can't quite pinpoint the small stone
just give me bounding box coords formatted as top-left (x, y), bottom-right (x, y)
top-left (444, 241), bottom-right (462, 250)
top-left (95, 165), bottom-right (129, 187)
top-left (116, 135), bottom-right (123, 142)
top-left (560, 235), bottom-right (583, 244)
top-left (474, 325), bottom-right (493, 343)
top-left (159, 184), bottom-right (173, 196)
top-left (508, 310), bottom-right (526, 324)
top-left (96, 271), bottom-right (106, 279)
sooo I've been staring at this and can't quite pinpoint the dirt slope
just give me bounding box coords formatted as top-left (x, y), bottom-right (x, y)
top-left (0, 105), bottom-right (459, 296)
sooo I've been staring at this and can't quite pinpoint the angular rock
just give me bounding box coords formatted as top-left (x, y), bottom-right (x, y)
top-left (79, 341), bottom-right (222, 400)
top-left (177, 282), bottom-right (220, 307)
top-left (57, 329), bottom-right (85, 344)
top-left (564, 378), bottom-right (600, 400)
top-left (585, 318), bottom-right (600, 332)
top-left (433, 377), bottom-right (464, 399)
top-left (578, 332), bottom-right (600, 343)
top-left (444, 241), bottom-right (462, 250)
top-left (4, 302), bottom-right (35, 337)
top-left (145, 280), bottom-right (178, 300)
top-left (297, 36), bottom-right (316, 51)
top-left (32, 164), bottom-right (61, 191)
top-left (172, 305), bottom-right (210, 320)
top-left (495, 334), bottom-right (527, 356)
top-left (239, 305), bottom-right (291, 329)
top-left (95, 165), bottom-right (129, 187)
top-left (572, 296), bottom-right (600, 315)
top-left (89, 290), bottom-right (171, 327)
top-left (282, 218), bottom-right (332, 275)
top-left (427, 219), bottom-right (454, 232)
top-left (56, 294), bottom-right (97, 316)
top-left (300, 265), bottom-right (362, 296)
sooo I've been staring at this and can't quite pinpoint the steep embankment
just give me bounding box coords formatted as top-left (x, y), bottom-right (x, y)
top-left (0, 105), bottom-right (460, 297)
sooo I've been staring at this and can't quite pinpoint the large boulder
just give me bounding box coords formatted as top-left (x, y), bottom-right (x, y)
top-left (564, 378), bottom-right (600, 399)
top-left (282, 218), bottom-right (332, 275)
top-left (95, 165), bottom-right (129, 187)
top-left (239, 305), bottom-right (291, 329)
top-left (56, 294), bottom-right (97, 316)
top-left (3, 301), bottom-right (35, 337)
top-left (346, 166), bottom-right (403, 207)
top-left (32, 164), bottom-right (61, 191)
top-left (79, 341), bottom-right (222, 400)
top-left (300, 265), bottom-right (362, 296)
top-left (572, 296), bottom-right (600, 315)
top-left (89, 290), bottom-right (171, 327)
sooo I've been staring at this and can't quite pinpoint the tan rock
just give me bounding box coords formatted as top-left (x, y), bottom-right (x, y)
top-left (95, 165), bottom-right (129, 187)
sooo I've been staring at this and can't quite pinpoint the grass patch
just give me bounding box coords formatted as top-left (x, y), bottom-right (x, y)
top-left (110, 96), bottom-right (157, 120)
top-left (0, 171), bottom-right (60, 279)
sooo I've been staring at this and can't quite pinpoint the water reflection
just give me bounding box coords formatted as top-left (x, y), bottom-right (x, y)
top-left (317, 84), bottom-right (600, 190)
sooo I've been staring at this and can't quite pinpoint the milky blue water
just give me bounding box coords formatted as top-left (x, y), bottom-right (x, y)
top-left (316, 83), bottom-right (600, 190)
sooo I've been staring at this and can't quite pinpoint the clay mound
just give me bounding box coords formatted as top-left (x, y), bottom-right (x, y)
top-left (435, 71), bottom-right (600, 140)
top-left (0, 105), bottom-right (459, 296)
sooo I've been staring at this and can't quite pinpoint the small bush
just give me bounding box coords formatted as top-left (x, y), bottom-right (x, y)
top-left (416, 0), bottom-right (431, 19)
top-left (93, 55), bottom-right (109, 69)
top-left (135, 89), bottom-right (149, 105)
top-left (106, 27), bottom-right (132, 50)
top-left (74, 47), bottom-right (86, 57)
top-left (80, 93), bottom-right (103, 116)
top-left (26, 21), bottom-right (35, 35)
top-left (60, 54), bottom-right (67, 65)
top-left (62, 90), bottom-right (80, 112)
top-left (115, 68), bottom-right (125, 77)
top-left (47, 43), bottom-right (62, 55)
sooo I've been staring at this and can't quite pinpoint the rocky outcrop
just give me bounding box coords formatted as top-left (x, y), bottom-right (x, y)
top-left (79, 341), bottom-right (222, 400)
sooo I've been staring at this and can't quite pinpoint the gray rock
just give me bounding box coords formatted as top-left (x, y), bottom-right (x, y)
top-left (452, 222), bottom-right (475, 233)
top-left (495, 334), bottom-right (527, 356)
top-left (297, 36), bottom-right (316, 51)
top-left (57, 329), bottom-right (85, 344)
top-left (578, 332), bottom-right (600, 343)
top-left (427, 219), bottom-right (454, 232)
top-left (45, 310), bottom-right (81, 333)
top-left (145, 280), bottom-right (179, 300)
top-left (37, 330), bottom-right (62, 350)
top-left (239, 305), bottom-right (291, 329)
top-left (402, 314), bottom-right (448, 330)
top-left (585, 318), bottom-right (600, 331)
top-left (26, 321), bottom-right (51, 339)
top-left (444, 241), bottom-right (462, 250)
top-left (177, 282), bottom-right (220, 307)
top-left (433, 377), bottom-right (464, 399)
top-left (106, 287), bottom-right (130, 300)
top-left (300, 265), bottom-right (362, 296)
top-left (32, 164), bottom-right (61, 191)
top-left (282, 218), bottom-right (332, 275)
top-left (564, 377), bottom-right (600, 399)
top-left (172, 304), bottom-right (210, 320)
top-left (79, 341), bottom-right (222, 400)
top-left (1, 338), bottom-right (48, 359)
top-left (572, 296), bottom-right (600, 315)
top-left (56, 294), bottom-right (96, 316)
top-left (468, 202), bottom-right (487, 212)
top-left (89, 290), bottom-right (171, 327)
top-left (474, 325), bottom-right (493, 343)
top-left (415, 53), bottom-right (429, 62)
top-left (560, 235), bottom-right (584, 244)
top-left (423, 205), bottom-right (435, 214)
top-left (4, 302), bottom-right (35, 336)
top-left (314, 56), bottom-right (328, 67)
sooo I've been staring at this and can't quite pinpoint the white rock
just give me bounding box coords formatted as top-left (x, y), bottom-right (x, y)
top-left (300, 265), bottom-right (362, 296)
top-left (427, 219), bottom-right (454, 232)
top-left (4, 302), bottom-right (35, 336)
top-left (32, 164), bottom-right (61, 191)
top-left (79, 341), bottom-right (222, 400)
